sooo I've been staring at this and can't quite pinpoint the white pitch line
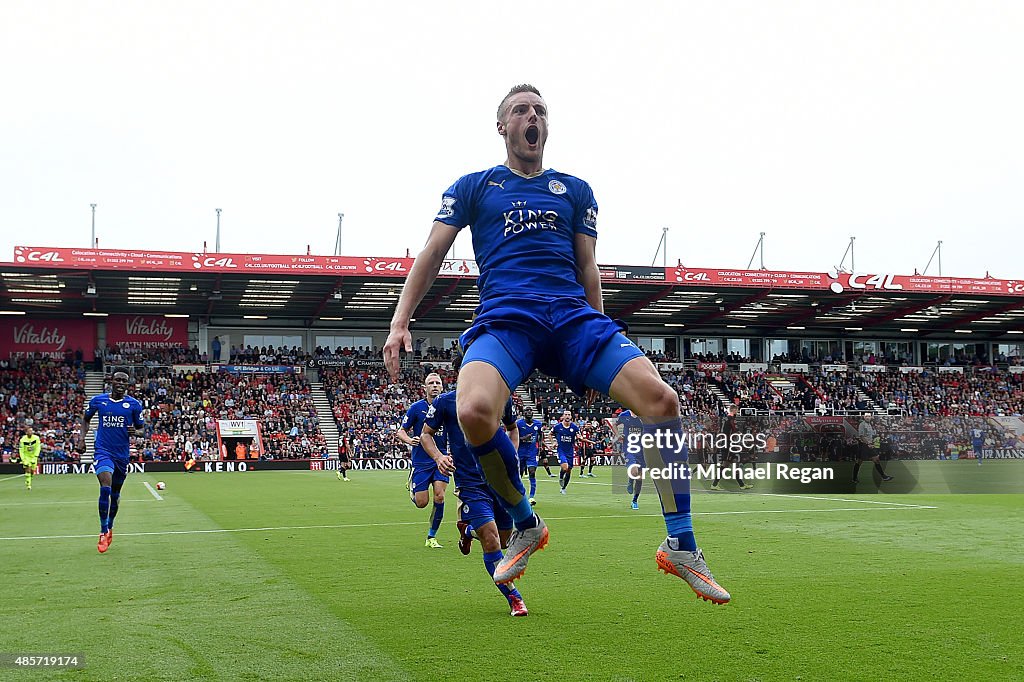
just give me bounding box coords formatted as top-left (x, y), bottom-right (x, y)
top-left (0, 505), bottom-right (932, 542)
top-left (752, 492), bottom-right (935, 508)
top-left (143, 482), bottom-right (163, 501)
top-left (539, 478), bottom-right (937, 509)
top-left (0, 499), bottom-right (152, 507)
top-left (540, 475), bottom-right (937, 507)
top-left (0, 475), bottom-right (27, 486)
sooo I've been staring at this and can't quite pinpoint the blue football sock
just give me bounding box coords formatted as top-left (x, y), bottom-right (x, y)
top-left (561, 467), bottom-right (572, 489)
top-left (428, 502), bottom-right (444, 538)
top-left (529, 474), bottom-right (536, 498)
top-left (641, 418), bottom-right (697, 550)
top-left (483, 550), bottom-right (521, 600)
top-left (108, 491), bottom-right (121, 529)
top-left (98, 486), bottom-right (112, 533)
top-left (471, 430), bottom-right (528, 518)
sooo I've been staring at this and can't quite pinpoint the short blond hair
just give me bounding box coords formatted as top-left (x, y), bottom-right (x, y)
top-left (497, 84), bottom-right (542, 121)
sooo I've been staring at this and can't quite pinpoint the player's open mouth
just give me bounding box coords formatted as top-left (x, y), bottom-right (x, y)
top-left (525, 126), bottom-right (539, 145)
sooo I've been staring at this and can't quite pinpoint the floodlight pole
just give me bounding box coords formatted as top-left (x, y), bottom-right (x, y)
top-left (334, 213), bottom-right (345, 255)
top-left (215, 208), bottom-right (222, 253)
top-left (837, 236), bottom-right (855, 272)
top-left (90, 204), bottom-right (96, 249)
top-left (651, 227), bottom-right (669, 267)
top-left (746, 232), bottom-right (766, 270)
top-left (922, 240), bottom-right (943, 276)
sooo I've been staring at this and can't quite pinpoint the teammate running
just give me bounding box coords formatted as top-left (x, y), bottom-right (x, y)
top-left (516, 407), bottom-right (543, 505)
top-left (552, 410), bottom-right (580, 495)
top-left (971, 426), bottom-right (985, 466)
top-left (396, 373), bottom-right (449, 547)
top-left (77, 372), bottom-right (145, 553)
top-left (617, 409), bottom-right (645, 509)
top-left (421, 385), bottom-right (528, 616)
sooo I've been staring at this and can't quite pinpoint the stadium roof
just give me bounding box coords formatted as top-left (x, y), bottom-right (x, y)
top-left (3, 246), bottom-right (1024, 338)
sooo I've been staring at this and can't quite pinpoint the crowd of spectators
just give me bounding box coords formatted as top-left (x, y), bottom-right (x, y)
top-left (661, 370), bottom-right (723, 416)
top-left (523, 374), bottom-right (617, 422)
top-left (0, 358), bottom-right (86, 463)
top-left (321, 364), bottom-right (462, 459)
top-left (103, 344), bottom-right (206, 367)
top-left (125, 367), bottom-right (324, 461)
top-left (855, 369), bottom-right (1024, 417)
top-left (4, 344), bottom-right (1024, 467)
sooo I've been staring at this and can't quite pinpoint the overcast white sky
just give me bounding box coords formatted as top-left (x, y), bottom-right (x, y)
top-left (2, 1), bottom-right (1022, 279)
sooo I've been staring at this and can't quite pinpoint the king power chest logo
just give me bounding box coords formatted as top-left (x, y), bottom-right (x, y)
top-left (502, 200), bottom-right (560, 237)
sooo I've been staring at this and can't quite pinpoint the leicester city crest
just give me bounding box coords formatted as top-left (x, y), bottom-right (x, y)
top-left (548, 179), bottom-right (567, 195)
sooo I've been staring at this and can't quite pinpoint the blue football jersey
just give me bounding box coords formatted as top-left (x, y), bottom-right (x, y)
top-left (501, 399), bottom-right (517, 430)
top-left (86, 394), bottom-right (144, 459)
top-left (401, 399), bottom-right (447, 467)
top-left (425, 392), bottom-right (516, 490)
top-left (552, 422), bottom-right (580, 456)
top-left (516, 418), bottom-right (543, 455)
top-left (435, 165), bottom-right (599, 302)
top-left (425, 391), bottom-right (483, 490)
top-left (617, 410), bottom-right (644, 441)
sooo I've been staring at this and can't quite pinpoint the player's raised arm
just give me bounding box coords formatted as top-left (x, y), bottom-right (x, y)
top-left (384, 222), bottom-right (460, 379)
top-left (574, 233), bottom-right (603, 314)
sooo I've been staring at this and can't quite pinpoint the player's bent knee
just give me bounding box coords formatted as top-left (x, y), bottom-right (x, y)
top-left (651, 382), bottom-right (681, 417)
top-left (457, 400), bottom-right (500, 443)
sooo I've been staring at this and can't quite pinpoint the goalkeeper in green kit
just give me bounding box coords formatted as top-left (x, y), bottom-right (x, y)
top-left (17, 425), bottom-right (42, 490)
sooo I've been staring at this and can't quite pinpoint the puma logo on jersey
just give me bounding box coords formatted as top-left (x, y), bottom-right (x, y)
top-left (487, 180), bottom-right (506, 189)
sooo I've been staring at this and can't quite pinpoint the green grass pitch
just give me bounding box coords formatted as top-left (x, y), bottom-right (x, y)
top-left (0, 465), bottom-right (1021, 681)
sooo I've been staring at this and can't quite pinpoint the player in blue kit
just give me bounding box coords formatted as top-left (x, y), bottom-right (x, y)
top-left (552, 410), bottom-right (580, 495)
top-left (516, 407), bottom-right (543, 505)
top-left (396, 373), bottom-right (449, 548)
top-left (76, 372), bottom-right (145, 554)
top-left (384, 84), bottom-right (730, 604)
top-left (421, 387), bottom-right (528, 616)
top-left (617, 409), bottom-right (645, 509)
top-left (971, 427), bottom-right (985, 466)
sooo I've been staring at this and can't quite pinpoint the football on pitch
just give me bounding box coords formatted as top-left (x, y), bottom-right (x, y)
top-left (155, 481), bottom-right (166, 490)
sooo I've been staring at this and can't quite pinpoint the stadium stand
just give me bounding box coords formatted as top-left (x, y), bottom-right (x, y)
top-left (98, 366), bottom-right (325, 462)
top-left (5, 347), bottom-right (1024, 465)
top-left (0, 358), bottom-right (86, 463)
